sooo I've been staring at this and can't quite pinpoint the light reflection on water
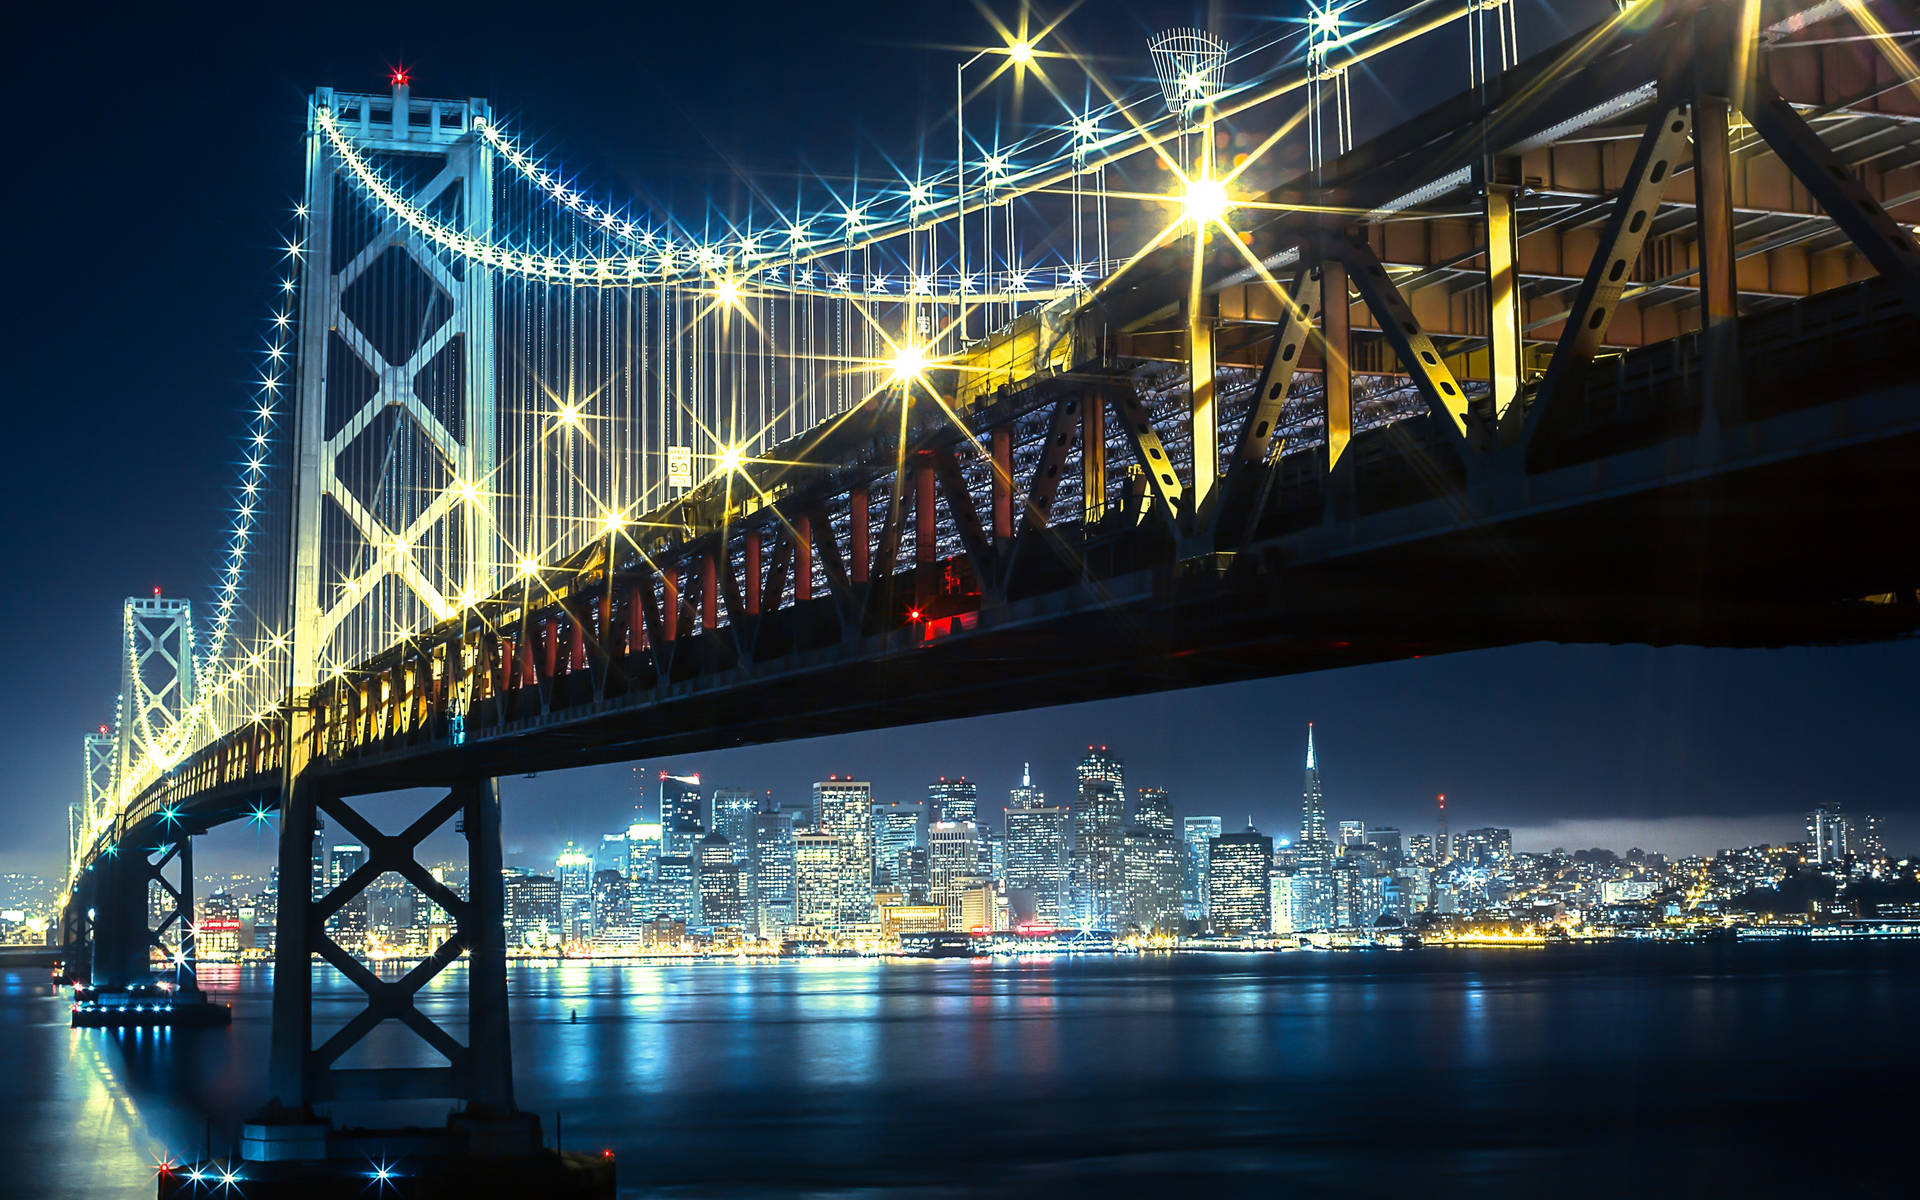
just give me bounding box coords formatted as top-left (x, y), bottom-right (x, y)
top-left (4, 944), bottom-right (1918, 1198)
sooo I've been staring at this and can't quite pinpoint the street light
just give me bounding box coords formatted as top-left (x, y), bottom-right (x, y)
top-left (956, 35), bottom-right (1040, 344)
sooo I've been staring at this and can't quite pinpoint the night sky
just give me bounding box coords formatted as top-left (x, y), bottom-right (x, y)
top-left (3, 0), bottom-right (1913, 877)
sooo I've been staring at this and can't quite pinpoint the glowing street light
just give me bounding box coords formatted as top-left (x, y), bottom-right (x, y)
top-left (718, 443), bottom-right (746, 473)
top-left (1007, 40), bottom-right (1033, 64)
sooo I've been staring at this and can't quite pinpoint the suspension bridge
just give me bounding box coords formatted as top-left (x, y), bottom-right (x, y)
top-left (54, 0), bottom-right (1920, 1183)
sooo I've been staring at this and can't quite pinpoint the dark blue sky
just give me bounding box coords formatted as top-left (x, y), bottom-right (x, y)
top-left (2, 0), bottom-right (1912, 876)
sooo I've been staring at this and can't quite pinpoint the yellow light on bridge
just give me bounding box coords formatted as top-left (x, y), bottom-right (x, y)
top-left (718, 444), bottom-right (745, 473)
top-left (715, 278), bottom-right (742, 307)
top-left (1007, 40), bottom-right (1034, 64)
top-left (889, 342), bottom-right (929, 384)
top-left (516, 557), bottom-right (539, 578)
top-left (1182, 174), bottom-right (1232, 228)
top-left (601, 507), bottom-right (626, 533)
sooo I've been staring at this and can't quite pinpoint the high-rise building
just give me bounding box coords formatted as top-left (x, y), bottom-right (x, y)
top-left (1338, 819), bottom-right (1367, 849)
top-left (1269, 869), bottom-right (1297, 935)
top-left (327, 844), bottom-right (370, 948)
top-left (814, 777), bottom-right (875, 924)
top-left (1436, 793), bottom-right (1450, 864)
top-left (626, 820), bottom-right (663, 916)
top-left (655, 856), bottom-right (695, 923)
top-left (1209, 825), bottom-right (1273, 936)
top-left (1005, 764), bottom-right (1068, 924)
top-left (595, 831), bottom-right (629, 877)
top-left (1457, 827), bottom-right (1514, 868)
top-left (591, 869), bottom-right (634, 942)
top-left (1125, 786), bottom-right (1182, 933)
top-left (695, 833), bottom-right (746, 929)
top-left (750, 807), bottom-right (798, 931)
top-left (1182, 815), bottom-right (1223, 921)
top-left (1294, 725), bottom-right (1335, 931)
top-left (874, 800), bottom-right (923, 895)
top-left (557, 842), bottom-right (594, 942)
top-left (1807, 805), bottom-right (1849, 864)
top-left (311, 816), bottom-right (327, 901)
top-left (929, 820), bottom-right (983, 929)
top-left (793, 834), bottom-right (842, 928)
top-left (928, 776), bottom-right (979, 824)
top-left (1070, 746), bottom-right (1128, 929)
top-left (1367, 827), bottom-right (1404, 860)
top-left (711, 788), bottom-right (759, 862)
top-left (1407, 833), bottom-right (1435, 867)
top-left (504, 871), bottom-right (561, 948)
top-left (661, 772), bottom-right (706, 857)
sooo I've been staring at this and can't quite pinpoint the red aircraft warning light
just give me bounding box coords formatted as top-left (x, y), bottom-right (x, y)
top-left (390, 65), bottom-right (412, 89)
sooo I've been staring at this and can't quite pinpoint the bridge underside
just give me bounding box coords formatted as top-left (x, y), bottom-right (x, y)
top-left (341, 391), bottom-right (1917, 791)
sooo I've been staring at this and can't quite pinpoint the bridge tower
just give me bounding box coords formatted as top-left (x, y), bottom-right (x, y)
top-left (247, 78), bottom-right (532, 1159)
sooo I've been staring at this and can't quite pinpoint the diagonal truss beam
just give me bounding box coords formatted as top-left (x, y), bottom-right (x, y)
top-left (1336, 235), bottom-right (1472, 444)
top-left (1740, 84), bottom-right (1920, 319)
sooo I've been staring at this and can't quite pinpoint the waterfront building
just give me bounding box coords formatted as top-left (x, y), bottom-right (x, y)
top-left (1005, 765), bottom-right (1068, 923)
top-left (1125, 786), bottom-right (1181, 933)
top-left (1269, 870), bottom-right (1297, 935)
top-left (1209, 825), bottom-right (1273, 936)
top-left (504, 872), bottom-right (561, 948)
top-left (1183, 815), bottom-right (1223, 921)
top-left (750, 807), bottom-right (798, 934)
top-left (793, 833), bottom-right (843, 929)
top-left (929, 776), bottom-right (979, 824)
top-left (929, 820), bottom-right (982, 929)
top-left (662, 772), bottom-right (706, 857)
top-left (959, 882), bottom-right (1009, 932)
top-left (695, 833), bottom-right (746, 930)
top-left (1070, 746), bottom-right (1128, 929)
top-left (815, 777), bottom-right (875, 924)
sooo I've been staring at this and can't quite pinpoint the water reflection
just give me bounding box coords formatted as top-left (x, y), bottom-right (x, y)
top-left (7, 944), bottom-right (1919, 1197)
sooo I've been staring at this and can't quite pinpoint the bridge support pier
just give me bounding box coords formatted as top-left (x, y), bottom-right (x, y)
top-left (248, 772), bottom-right (536, 1163)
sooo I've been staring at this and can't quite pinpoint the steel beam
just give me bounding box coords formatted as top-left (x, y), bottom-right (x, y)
top-left (1337, 235), bottom-right (1472, 444)
top-left (1520, 102), bottom-right (1693, 443)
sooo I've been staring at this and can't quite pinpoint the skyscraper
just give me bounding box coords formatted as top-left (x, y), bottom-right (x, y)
top-left (557, 841), bottom-right (594, 942)
top-left (1182, 815), bottom-right (1223, 921)
top-left (1209, 825), bottom-right (1274, 936)
top-left (874, 800), bottom-right (923, 895)
top-left (1005, 764), bottom-right (1068, 924)
top-left (662, 772), bottom-right (706, 857)
top-left (815, 777), bottom-right (875, 924)
top-left (1294, 724), bottom-right (1335, 931)
top-left (1807, 804), bottom-right (1849, 864)
top-left (695, 833), bottom-right (745, 929)
top-left (793, 834), bottom-right (842, 929)
top-left (929, 820), bottom-right (984, 929)
top-left (1070, 746), bottom-right (1128, 929)
top-left (327, 843), bottom-right (369, 948)
top-left (1125, 786), bottom-right (1182, 934)
top-left (928, 776), bottom-right (979, 824)
top-left (711, 788), bottom-right (759, 862)
top-left (626, 820), bottom-right (663, 916)
top-left (750, 806), bottom-right (798, 932)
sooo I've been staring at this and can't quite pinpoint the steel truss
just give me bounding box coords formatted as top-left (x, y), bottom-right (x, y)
top-left (268, 775), bottom-right (517, 1113)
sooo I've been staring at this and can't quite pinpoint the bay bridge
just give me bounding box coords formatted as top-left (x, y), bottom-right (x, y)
top-left (59, 0), bottom-right (1920, 1175)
